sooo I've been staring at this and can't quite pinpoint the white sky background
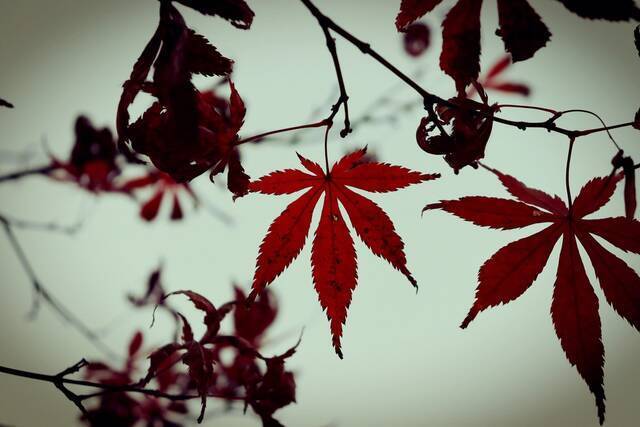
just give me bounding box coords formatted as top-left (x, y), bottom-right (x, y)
top-left (0, 0), bottom-right (639, 426)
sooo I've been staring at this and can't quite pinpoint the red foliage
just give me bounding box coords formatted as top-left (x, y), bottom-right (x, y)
top-left (249, 148), bottom-right (439, 357)
top-left (140, 289), bottom-right (297, 426)
top-left (425, 166), bottom-right (640, 424)
top-left (396, 0), bottom-right (639, 90)
top-left (83, 331), bottom-right (189, 427)
top-left (116, 1), bottom-right (251, 197)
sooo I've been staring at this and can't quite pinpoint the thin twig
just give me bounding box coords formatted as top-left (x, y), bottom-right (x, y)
top-left (0, 216), bottom-right (118, 359)
top-left (0, 363), bottom-right (244, 402)
top-left (0, 164), bottom-right (56, 183)
top-left (236, 119), bottom-right (329, 146)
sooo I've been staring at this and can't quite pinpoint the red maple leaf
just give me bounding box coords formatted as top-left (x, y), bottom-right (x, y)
top-left (0, 97), bottom-right (13, 108)
top-left (425, 166), bottom-right (640, 424)
top-left (248, 148), bottom-right (439, 357)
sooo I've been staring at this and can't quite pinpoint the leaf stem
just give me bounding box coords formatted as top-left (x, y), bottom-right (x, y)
top-left (565, 137), bottom-right (575, 214)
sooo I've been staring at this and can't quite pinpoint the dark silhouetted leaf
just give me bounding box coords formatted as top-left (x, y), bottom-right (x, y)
top-left (428, 167), bottom-right (640, 424)
top-left (396, 0), bottom-right (443, 31)
top-left (496, 0), bottom-right (551, 62)
top-left (440, 0), bottom-right (482, 92)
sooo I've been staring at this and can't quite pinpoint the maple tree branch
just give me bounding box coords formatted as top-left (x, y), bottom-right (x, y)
top-left (319, 25), bottom-right (351, 137)
top-left (0, 164), bottom-right (56, 183)
top-left (299, 0), bottom-right (448, 108)
top-left (299, 0), bottom-right (637, 144)
top-left (301, 0), bottom-right (353, 137)
top-left (0, 215), bottom-right (118, 359)
top-left (496, 104), bottom-right (559, 115)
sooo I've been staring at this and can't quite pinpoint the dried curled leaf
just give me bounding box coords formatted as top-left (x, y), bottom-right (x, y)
top-left (417, 92), bottom-right (496, 173)
top-left (440, 0), bottom-right (482, 93)
top-left (396, 0), bottom-right (443, 31)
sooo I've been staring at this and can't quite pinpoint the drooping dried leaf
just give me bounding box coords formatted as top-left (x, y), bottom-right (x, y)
top-left (612, 151), bottom-right (637, 219)
top-left (418, 94), bottom-right (496, 173)
top-left (496, 0), bottom-right (551, 62)
top-left (440, 0), bottom-right (483, 92)
top-left (163, 290), bottom-right (224, 341)
top-left (185, 30), bottom-right (233, 77)
top-left (182, 341), bottom-right (214, 422)
top-left (403, 22), bottom-right (431, 57)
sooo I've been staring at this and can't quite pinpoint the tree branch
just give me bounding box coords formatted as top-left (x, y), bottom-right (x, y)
top-left (0, 164), bottom-right (56, 183)
top-left (0, 215), bottom-right (118, 359)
